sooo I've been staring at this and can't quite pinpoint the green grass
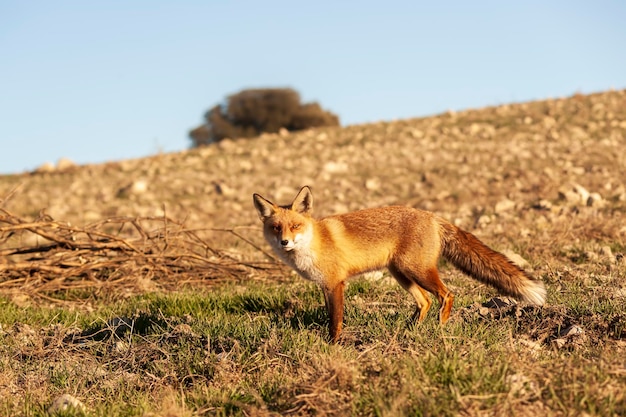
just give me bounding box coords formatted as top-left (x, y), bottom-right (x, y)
top-left (0, 275), bottom-right (625, 416)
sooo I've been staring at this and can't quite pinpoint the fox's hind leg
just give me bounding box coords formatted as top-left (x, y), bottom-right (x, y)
top-left (391, 263), bottom-right (454, 324)
top-left (420, 268), bottom-right (454, 324)
top-left (389, 266), bottom-right (432, 323)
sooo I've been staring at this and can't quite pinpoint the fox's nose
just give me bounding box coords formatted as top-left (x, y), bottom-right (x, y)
top-left (280, 239), bottom-right (289, 246)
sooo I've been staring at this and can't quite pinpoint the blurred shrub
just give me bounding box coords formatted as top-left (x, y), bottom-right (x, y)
top-left (189, 88), bottom-right (340, 146)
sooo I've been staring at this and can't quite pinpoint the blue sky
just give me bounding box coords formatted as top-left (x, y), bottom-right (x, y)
top-left (1, 1), bottom-right (624, 174)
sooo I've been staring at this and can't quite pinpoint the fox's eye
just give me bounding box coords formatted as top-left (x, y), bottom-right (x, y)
top-left (272, 225), bottom-right (281, 232)
top-left (292, 224), bottom-right (301, 230)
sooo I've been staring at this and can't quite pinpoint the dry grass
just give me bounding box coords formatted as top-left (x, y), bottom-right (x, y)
top-left (0, 207), bottom-right (281, 304)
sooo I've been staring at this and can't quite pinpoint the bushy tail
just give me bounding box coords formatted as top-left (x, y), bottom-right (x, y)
top-left (438, 220), bottom-right (546, 305)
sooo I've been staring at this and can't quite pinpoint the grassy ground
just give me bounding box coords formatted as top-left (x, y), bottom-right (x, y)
top-left (1, 267), bottom-right (624, 416)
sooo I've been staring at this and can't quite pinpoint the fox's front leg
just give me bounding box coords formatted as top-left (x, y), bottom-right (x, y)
top-left (323, 281), bottom-right (345, 343)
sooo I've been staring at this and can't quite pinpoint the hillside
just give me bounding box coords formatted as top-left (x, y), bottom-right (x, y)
top-left (1, 90), bottom-right (625, 270)
top-left (2, 90), bottom-right (625, 228)
top-left (0, 89), bottom-right (625, 416)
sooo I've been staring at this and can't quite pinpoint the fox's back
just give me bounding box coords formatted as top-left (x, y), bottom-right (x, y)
top-left (314, 206), bottom-right (443, 274)
top-left (324, 206), bottom-right (436, 238)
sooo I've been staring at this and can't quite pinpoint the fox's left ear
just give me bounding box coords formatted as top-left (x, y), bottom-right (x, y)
top-left (253, 194), bottom-right (276, 221)
top-left (291, 186), bottom-right (313, 214)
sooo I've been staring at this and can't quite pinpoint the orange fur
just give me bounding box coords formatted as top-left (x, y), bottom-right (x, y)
top-left (253, 186), bottom-right (546, 342)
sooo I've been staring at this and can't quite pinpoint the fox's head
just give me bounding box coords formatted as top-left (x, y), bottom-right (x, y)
top-left (253, 186), bottom-right (314, 253)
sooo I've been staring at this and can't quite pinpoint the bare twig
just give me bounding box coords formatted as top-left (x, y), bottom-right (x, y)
top-left (0, 210), bottom-right (280, 301)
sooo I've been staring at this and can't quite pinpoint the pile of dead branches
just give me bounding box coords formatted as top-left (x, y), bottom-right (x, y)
top-left (0, 208), bottom-right (280, 301)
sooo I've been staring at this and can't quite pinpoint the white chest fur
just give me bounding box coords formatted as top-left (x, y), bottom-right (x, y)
top-left (268, 229), bottom-right (326, 286)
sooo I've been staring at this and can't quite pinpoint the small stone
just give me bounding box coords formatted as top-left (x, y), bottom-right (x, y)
top-left (559, 324), bottom-right (584, 338)
top-left (558, 183), bottom-right (591, 205)
top-left (587, 193), bottom-right (604, 207)
top-left (49, 394), bottom-right (85, 414)
top-left (477, 214), bottom-right (492, 227)
top-left (130, 180), bottom-right (148, 194)
top-left (533, 199), bottom-right (552, 210)
top-left (36, 162), bottom-right (55, 173)
top-left (365, 178), bottom-right (381, 191)
top-left (572, 184), bottom-right (590, 203)
top-left (56, 158), bottom-right (76, 170)
top-left (323, 161), bottom-right (348, 174)
top-left (495, 199), bottom-right (516, 214)
top-left (410, 129), bottom-right (424, 139)
top-left (214, 182), bottom-right (235, 196)
top-left (478, 306), bottom-right (491, 317)
top-left (117, 180), bottom-right (148, 197)
top-left (558, 189), bottom-right (580, 204)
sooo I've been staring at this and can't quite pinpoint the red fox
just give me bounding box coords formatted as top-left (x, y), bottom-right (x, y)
top-left (253, 186), bottom-right (546, 342)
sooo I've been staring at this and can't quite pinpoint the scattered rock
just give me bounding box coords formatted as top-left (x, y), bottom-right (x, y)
top-left (558, 183), bottom-right (590, 205)
top-left (35, 162), bottom-right (55, 173)
top-left (48, 394), bottom-right (86, 414)
top-left (365, 178), bottom-right (381, 191)
top-left (322, 161), bottom-right (349, 174)
top-left (214, 181), bottom-right (235, 196)
top-left (552, 324), bottom-right (586, 350)
top-left (56, 158), bottom-right (76, 170)
top-left (477, 214), bottom-right (492, 227)
top-left (532, 199), bottom-right (552, 210)
top-left (117, 180), bottom-right (148, 197)
top-left (494, 198), bottom-right (516, 214)
top-left (559, 324), bottom-right (584, 338)
top-left (586, 192), bottom-right (604, 207)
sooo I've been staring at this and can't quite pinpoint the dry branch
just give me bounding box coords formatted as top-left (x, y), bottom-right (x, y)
top-left (0, 208), bottom-right (281, 301)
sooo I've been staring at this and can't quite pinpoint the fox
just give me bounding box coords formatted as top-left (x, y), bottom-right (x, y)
top-left (253, 186), bottom-right (546, 342)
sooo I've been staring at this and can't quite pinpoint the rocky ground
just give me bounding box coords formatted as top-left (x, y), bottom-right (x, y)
top-left (2, 90), bottom-right (625, 258)
top-left (3, 91), bottom-right (625, 219)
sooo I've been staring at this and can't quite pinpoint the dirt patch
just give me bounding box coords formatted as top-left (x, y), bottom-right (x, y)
top-left (462, 296), bottom-right (626, 351)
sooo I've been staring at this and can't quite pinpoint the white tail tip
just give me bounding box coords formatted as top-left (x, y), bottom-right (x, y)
top-left (521, 280), bottom-right (547, 305)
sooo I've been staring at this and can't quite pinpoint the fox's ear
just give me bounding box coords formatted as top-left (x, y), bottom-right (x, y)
top-left (291, 186), bottom-right (313, 214)
top-left (253, 194), bottom-right (276, 221)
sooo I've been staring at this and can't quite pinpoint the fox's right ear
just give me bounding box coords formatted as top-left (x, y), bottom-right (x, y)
top-left (253, 194), bottom-right (276, 221)
top-left (291, 186), bottom-right (313, 214)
